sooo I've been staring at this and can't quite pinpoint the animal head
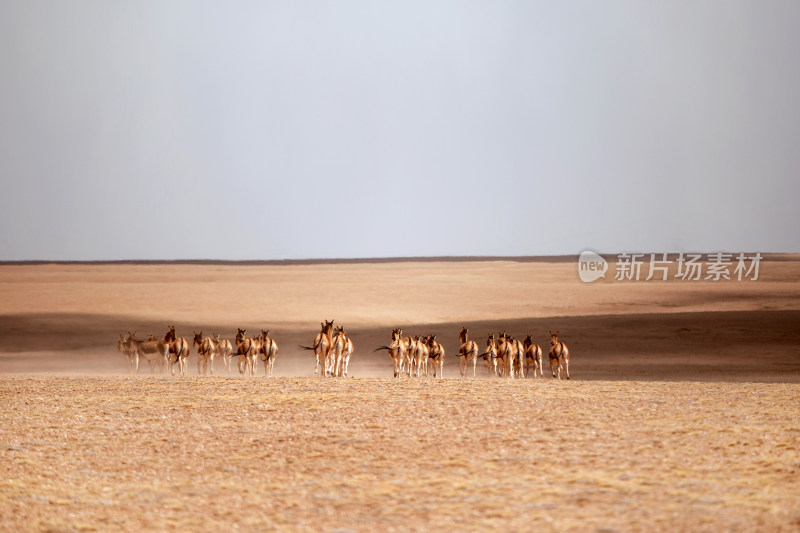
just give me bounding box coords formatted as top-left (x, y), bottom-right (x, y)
top-left (193, 331), bottom-right (203, 345)
top-left (549, 331), bottom-right (559, 345)
top-left (212, 332), bottom-right (220, 341)
top-left (236, 328), bottom-right (246, 340)
top-left (459, 327), bottom-right (468, 342)
top-left (147, 335), bottom-right (157, 341)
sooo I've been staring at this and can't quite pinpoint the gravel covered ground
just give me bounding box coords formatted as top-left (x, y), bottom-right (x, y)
top-left (1, 376), bottom-right (798, 532)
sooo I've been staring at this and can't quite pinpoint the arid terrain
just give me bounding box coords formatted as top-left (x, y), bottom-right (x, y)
top-left (1, 258), bottom-right (799, 531)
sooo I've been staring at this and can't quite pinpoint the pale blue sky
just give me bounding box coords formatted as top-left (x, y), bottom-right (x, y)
top-left (1, 1), bottom-right (798, 260)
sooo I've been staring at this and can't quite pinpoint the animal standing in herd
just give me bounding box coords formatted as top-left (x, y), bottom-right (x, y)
top-left (164, 326), bottom-right (190, 377)
top-left (234, 328), bottom-right (259, 376)
top-left (300, 320), bottom-right (354, 377)
top-left (373, 328), bottom-right (406, 377)
top-left (212, 333), bottom-right (234, 374)
top-left (260, 330), bottom-right (279, 377)
top-left (457, 327), bottom-right (479, 378)
top-left (116, 323), bottom-right (571, 380)
top-left (548, 330), bottom-right (570, 380)
top-left (524, 335), bottom-right (544, 378)
top-left (118, 332), bottom-right (169, 374)
top-left (193, 332), bottom-right (216, 376)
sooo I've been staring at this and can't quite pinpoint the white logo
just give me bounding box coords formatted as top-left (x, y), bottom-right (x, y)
top-left (578, 251), bottom-right (608, 283)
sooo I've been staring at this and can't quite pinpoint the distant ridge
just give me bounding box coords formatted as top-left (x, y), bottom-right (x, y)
top-left (1, 253), bottom-right (796, 266)
top-left (0, 255), bottom-right (578, 266)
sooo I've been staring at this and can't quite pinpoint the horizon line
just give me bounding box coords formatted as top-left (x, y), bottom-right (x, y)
top-left (0, 252), bottom-right (797, 266)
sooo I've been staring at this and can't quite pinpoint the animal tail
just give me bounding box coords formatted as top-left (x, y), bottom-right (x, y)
top-left (373, 346), bottom-right (393, 352)
top-left (298, 344), bottom-right (318, 351)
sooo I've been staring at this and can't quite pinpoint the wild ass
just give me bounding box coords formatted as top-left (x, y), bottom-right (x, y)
top-left (426, 335), bottom-right (445, 378)
top-left (165, 326), bottom-right (190, 377)
top-left (374, 328), bottom-right (406, 378)
top-left (401, 333), bottom-right (417, 377)
top-left (510, 335), bottom-right (525, 378)
top-left (523, 334), bottom-right (544, 378)
top-left (329, 326), bottom-right (346, 377)
top-left (481, 333), bottom-right (498, 377)
top-left (212, 333), bottom-right (234, 374)
top-left (125, 332), bottom-right (170, 374)
top-left (299, 320), bottom-right (334, 377)
top-left (548, 331), bottom-right (570, 380)
top-left (413, 335), bottom-right (428, 377)
top-left (340, 327), bottom-right (354, 378)
top-left (457, 327), bottom-right (479, 378)
top-left (495, 333), bottom-right (514, 378)
top-left (259, 330), bottom-right (278, 377)
top-left (192, 331), bottom-right (216, 376)
top-left (117, 333), bottom-right (138, 374)
top-left (235, 328), bottom-right (259, 376)
top-left (329, 326), bottom-right (353, 377)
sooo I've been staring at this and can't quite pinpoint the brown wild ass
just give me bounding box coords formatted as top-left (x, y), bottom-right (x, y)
top-left (212, 333), bottom-right (234, 374)
top-left (374, 328), bottom-right (406, 378)
top-left (495, 333), bottom-right (514, 378)
top-left (259, 330), bottom-right (278, 377)
top-left (192, 331), bottom-right (216, 376)
top-left (125, 332), bottom-right (170, 374)
top-left (548, 330), bottom-right (570, 380)
top-left (165, 326), bottom-right (190, 377)
top-left (511, 335), bottom-right (525, 378)
top-left (524, 334), bottom-right (544, 378)
top-left (299, 320), bottom-right (334, 377)
top-left (117, 333), bottom-right (138, 374)
top-left (457, 327), bottom-right (479, 378)
top-left (235, 328), bottom-right (259, 376)
top-left (341, 327), bottom-right (354, 377)
top-left (401, 333), bottom-right (417, 377)
top-left (329, 326), bottom-right (346, 377)
top-left (413, 335), bottom-right (428, 377)
top-left (481, 333), bottom-right (498, 377)
top-left (329, 326), bottom-right (353, 377)
top-left (426, 335), bottom-right (445, 378)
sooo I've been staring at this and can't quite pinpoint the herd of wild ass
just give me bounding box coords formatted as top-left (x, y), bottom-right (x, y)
top-left (117, 327), bottom-right (277, 377)
top-left (373, 327), bottom-right (569, 380)
top-left (117, 321), bottom-right (570, 380)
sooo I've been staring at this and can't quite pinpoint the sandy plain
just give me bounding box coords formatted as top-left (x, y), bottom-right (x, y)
top-left (0, 257), bottom-right (798, 531)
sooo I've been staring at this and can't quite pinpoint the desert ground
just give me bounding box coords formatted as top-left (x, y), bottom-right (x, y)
top-left (1, 257), bottom-right (799, 531)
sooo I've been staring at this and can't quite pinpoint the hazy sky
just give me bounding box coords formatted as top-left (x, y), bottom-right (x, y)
top-left (1, 1), bottom-right (798, 260)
